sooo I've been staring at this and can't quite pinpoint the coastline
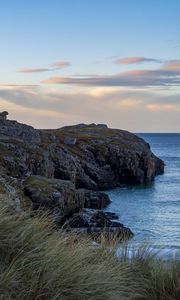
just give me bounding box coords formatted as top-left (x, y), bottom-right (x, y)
top-left (0, 114), bottom-right (164, 241)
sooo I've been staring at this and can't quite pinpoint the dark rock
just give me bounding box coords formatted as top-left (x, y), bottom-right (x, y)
top-left (103, 212), bottom-right (119, 220)
top-left (64, 208), bottom-right (133, 241)
top-left (50, 191), bottom-right (62, 203)
top-left (23, 175), bottom-right (110, 217)
top-left (83, 189), bottom-right (111, 209)
top-left (0, 111), bottom-right (8, 122)
top-left (97, 124), bottom-right (108, 129)
top-left (64, 137), bottom-right (77, 145)
top-left (0, 119), bottom-right (41, 144)
top-left (23, 175), bottom-right (85, 215)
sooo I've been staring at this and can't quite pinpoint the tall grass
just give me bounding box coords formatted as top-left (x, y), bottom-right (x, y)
top-left (0, 203), bottom-right (179, 300)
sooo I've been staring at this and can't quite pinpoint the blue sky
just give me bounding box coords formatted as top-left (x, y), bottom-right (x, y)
top-left (0, 0), bottom-right (180, 131)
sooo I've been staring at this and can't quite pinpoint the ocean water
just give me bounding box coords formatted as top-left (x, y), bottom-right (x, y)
top-left (105, 133), bottom-right (180, 258)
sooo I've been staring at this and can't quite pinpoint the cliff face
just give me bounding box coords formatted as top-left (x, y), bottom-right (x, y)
top-left (0, 117), bottom-right (164, 239)
top-left (0, 120), bottom-right (164, 188)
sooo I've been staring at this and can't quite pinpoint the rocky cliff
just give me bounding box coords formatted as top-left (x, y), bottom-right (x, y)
top-left (0, 114), bottom-right (164, 240)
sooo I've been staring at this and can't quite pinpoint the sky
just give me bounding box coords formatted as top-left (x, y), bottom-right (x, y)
top-left (0, 0), bottom-right (180, 132)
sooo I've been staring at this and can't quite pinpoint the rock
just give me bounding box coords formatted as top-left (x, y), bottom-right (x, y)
top-left (75, 123), bottom-right (87, 129)
top-left (97, 124), bottom-right (108, 129)
top-left (0, 111), bottom-right (8, 122)
top-left (23, 175), bottom-right (85, 217)
top-left (83, 189), bottom-right (111, 209)
top-left (51, 191), bottom-right (62, 203)
top-left (103, 211), bottom-right (119, 220)
top-left (0, 175), bottom-right (24, 213)
top-left (64, 137), bottom-right (77, 145)
top-left (64, 208), bottom-right (133, 241)
top-left (23, 175), bottom-right (111, 219)
top-left (0, 118), bottom-right (41, 144)
top-left (0, 119), bottom-right (164, 189)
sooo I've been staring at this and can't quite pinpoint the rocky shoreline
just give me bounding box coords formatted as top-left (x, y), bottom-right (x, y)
top-left (0, 112), bottom-right (164, 240)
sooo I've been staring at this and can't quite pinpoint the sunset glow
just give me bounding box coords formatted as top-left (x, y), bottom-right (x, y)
top-left (0, 0), bottom-right (179, 132)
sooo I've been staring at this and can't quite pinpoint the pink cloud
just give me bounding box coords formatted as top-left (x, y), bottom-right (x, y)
top-left (50, 61), bottom-right (71, 69)
top-left (122, 70), bottom-right (149, 76)
top-left (162, 60), bottom-right (180, 71)
top-left (18, 68), bottom-right (50, 73)
top-left (115, 56), bottom-right (161, 64)
top-left (0, 85), bottom-right (179, 132)
top-left (18, 60), bottom-right (71, 73)
top-left (42, 64), bottom-right (180, 87)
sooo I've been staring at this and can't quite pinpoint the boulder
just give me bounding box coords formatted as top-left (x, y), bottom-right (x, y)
top-left (83, 189), bottom-right (111, 209)
top-left (23, 175), bottom-right (85, 216)
top-left (0, 111), bottom-right (8, 122)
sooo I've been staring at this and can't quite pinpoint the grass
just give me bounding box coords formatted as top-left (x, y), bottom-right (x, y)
top-left (0, 202), bottom-right (179, 300)
top-left (43, 125), bottom-right (143, 149)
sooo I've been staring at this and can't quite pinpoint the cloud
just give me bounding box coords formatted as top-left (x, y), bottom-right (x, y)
top-left (115, 56), bottom-right (161, 65)
top-left (162, 60), bottom-right (180, 71)
top-left (50, 61), bottom-right (71, 69)
top-left (18, 68), bottom-right (51, 73)
top-left (0, 85), bottom-right (179, 131)
top-left (0, 84), bottom-right (39, 88)
top-left (18, 60), bottom-right (71, 73)
top-left (42, 65), bottom-right (180, 87)
top-left (2, 56), bottom-right (180, 131)
top-left (146, 103), bottom-right (180, 112)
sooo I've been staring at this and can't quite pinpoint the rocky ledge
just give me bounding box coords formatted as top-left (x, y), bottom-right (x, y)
top-left (0, 112), bottom-right (164, 240)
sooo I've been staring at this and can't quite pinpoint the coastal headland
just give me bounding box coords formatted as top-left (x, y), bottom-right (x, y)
top-left (0, 112), bottom-right (164, 239)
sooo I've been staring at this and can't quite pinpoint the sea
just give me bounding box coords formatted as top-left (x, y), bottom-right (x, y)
top-left (104, 133), bottom-right (180, 259)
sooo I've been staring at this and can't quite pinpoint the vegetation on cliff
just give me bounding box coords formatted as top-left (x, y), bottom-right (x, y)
top-left (0, 201), bottom-right (179, 300)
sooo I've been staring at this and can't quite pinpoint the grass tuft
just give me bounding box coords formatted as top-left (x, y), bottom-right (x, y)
top-left (0, 202), bottom-right (179, 300)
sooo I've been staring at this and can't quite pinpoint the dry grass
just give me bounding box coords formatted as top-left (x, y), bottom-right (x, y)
top-left (0, 202), bottom-right (179, 300)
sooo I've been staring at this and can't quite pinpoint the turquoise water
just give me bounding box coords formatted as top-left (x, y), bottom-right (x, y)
top-left (105, 133), bottom-right (180, 257)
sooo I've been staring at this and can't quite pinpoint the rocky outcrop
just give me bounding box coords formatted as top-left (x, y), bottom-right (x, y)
top-left (24, 175), bottom-right (84, 214)
top-left (0, 118), bottom-right (41, 144)
top-left (0, 111), bottom-right (8, 122)
top-left (0, 120), bottom-right (164, 187)
top-left (23, 175), bottom-right (111, 222)
top-left (64, 209), bottom-right (133, 241)
top-left (83, 189), bottom-right (110, 209)
top-left (0, 114), bottom-right (164, 240)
